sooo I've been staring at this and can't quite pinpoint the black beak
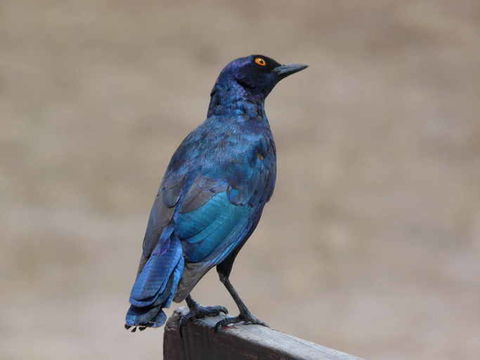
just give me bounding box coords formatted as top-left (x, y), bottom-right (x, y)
top-left (273, 63), bottom-right (308, 80)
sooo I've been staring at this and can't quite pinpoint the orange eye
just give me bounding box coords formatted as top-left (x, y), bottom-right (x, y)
top-left (254, 57), bottom-right (267, 66)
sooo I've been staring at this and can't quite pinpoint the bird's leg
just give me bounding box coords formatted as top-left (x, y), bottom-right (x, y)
top-left (214, 273), bottom-right (268, 331)
top-left (179, 295), bottom-right (228, 329)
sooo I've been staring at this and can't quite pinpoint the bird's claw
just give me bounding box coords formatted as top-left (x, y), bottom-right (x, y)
top-left (214, 312), bottom-right (268, 332)
top-left (196, 304), bottom-right (229, 318)
top-left (179, 304), bottom-right (228, 336)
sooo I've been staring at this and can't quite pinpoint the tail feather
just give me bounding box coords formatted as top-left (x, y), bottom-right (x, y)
top-left (126, 229), bottom-right (184, 328)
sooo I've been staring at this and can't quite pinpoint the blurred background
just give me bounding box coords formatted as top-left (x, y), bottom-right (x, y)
top-left (1, 1), bottom-right (479, 359)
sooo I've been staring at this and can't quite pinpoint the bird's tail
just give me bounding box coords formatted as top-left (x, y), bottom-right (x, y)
top-left (125, 228), bottom-right (184, 329)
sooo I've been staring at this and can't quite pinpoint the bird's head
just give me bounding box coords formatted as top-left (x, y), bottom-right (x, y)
top-left (214, 55), bottom-right (308, 100)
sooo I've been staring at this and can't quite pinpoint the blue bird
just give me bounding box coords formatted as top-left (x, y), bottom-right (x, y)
top-left (125, 55), bottom-right (307, 332)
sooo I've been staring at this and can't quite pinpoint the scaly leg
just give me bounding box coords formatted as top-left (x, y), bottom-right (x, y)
top-left (214, 253), bottom-right (268, 331)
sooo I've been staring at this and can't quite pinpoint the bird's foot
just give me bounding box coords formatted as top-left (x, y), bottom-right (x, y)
top-left (214, 311), bottom-right (268, 332)
top-left (179, 304), bottom-right (228, 333)
top-left (180, 304), bottom-right (228, 324)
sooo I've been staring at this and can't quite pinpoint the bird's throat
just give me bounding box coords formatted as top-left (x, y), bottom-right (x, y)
top-left (207, 84), bottom-right (266, 120)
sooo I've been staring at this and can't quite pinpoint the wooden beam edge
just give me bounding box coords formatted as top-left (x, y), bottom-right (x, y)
top-left (164, 307), bottom-right (365, 360)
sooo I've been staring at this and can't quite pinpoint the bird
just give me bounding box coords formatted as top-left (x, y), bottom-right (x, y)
top-left (125, 54), bottom-right (307, 332)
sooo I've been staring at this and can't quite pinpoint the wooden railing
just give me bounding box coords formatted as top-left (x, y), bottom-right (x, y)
top-left (164, 307), bottom-right (364, 360)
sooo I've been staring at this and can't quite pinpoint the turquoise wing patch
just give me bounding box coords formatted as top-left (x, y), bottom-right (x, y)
top-left (175, 192), bottom-right (251, 262)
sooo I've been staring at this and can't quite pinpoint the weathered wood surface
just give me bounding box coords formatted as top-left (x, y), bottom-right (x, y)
top-left (164, 307), bottom-right (364, 360)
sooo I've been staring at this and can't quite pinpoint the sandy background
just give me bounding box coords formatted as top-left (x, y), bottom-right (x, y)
top-left (1, 1), bottom-right (479, 359)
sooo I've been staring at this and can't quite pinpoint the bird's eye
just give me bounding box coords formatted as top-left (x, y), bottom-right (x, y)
top-left (254, 57), bottom-right (267, 66)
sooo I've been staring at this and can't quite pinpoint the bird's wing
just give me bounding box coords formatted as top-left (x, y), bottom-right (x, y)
top-left (137, 168), bottom-right (269, 270)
